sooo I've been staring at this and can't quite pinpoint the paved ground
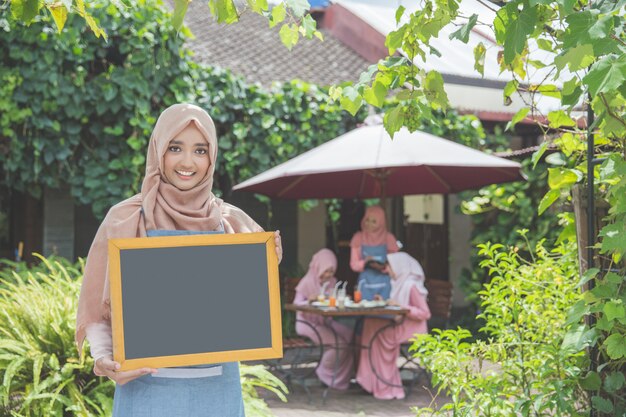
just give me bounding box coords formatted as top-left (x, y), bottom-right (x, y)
top-left (261, 378), bottom-right (448, 417)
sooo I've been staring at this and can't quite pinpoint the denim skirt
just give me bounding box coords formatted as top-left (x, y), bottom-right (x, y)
top-left (112, 362), bottom-right (245, 417)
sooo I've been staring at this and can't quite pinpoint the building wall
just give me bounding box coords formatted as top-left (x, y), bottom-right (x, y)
top-left (324, 4), bottom-right (388, 62)
top-left (43, 187), bottom-right (74, 259)
top-left (296, 203), bottom-right (327, 274)
top-left (448, 194), bottom-right (472, 307)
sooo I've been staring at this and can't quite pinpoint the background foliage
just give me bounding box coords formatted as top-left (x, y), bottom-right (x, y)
top-left (0, 256), bottom-right (112, 416)
top-left (413, 234), bottom-right (587, 417)
top-left (459, 157), bottom-right (567, 306)
top-left (0, 0), bottom-right (362, 218)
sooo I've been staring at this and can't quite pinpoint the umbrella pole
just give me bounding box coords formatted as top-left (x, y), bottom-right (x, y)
top-left (379, 177), bottom-right (389, 225)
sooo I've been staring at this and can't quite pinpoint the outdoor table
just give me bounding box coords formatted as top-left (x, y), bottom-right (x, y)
top-left (284, 303), bottom-right (409, 401)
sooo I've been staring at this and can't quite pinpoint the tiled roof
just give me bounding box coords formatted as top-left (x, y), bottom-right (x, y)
top-left (170, 0), bottom-right (371, 86)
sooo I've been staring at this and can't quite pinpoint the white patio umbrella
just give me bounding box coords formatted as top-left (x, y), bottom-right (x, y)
top-left (233, 124), bottom-right (523, 199)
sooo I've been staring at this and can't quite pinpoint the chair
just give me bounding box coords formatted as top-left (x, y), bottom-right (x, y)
top-left (424, 278), bottom-right (453, 330)
top-left (262, 277), bottom-right (324, 402)
top-left (398, 278), bottom-right (453, 394)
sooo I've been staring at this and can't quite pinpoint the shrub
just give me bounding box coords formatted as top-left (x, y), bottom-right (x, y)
top-left (412, 232), bottom-right (587, 417)
top-left (0, 255), bottom-right (113, 416)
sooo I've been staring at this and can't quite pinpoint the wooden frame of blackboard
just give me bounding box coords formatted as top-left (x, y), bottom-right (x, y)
top-left (108, 231), bottom-right (282, 371)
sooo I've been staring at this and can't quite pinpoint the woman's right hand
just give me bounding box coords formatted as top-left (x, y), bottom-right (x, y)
top-left (94, 356), bottom-right (157, 385)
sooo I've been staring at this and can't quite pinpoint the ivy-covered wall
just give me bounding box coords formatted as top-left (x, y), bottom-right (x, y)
top-left (0, 0), bottom-right (363, 219)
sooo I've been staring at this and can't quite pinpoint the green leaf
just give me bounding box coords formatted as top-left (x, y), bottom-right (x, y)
top-left (506, 108), bottom-right (529, 131)
top-left (588, 14), bottom-right (614, 39)
top-left (547, 110), bottom-right (576, 128)
top-left (562, 78), bottom-right (583, 107)
top-left (300, 14), bottom-right (317, 38)
top-left (82, 11), bottom-right (107, 40)
top-left (449, 14), bottom-right (478, 43)
top-left (383, 104), bottom-right (404, 138)
top-left (603, 300), bottom-right (625, 322)
top-left (562, 324), bottom-right (597, 352)
top-left (246, 0), bottom-right (268, 13)
top-left (494, 5), bottom-right (512, 44)
top-left (423, 71), bottom-right (448, 110)
top-left (363, 81), bottom-right (387, 108)
top-left (604, 333), bottom-right (626, 359)
top-left (358, 65), bottom-right (378, 84)
top-left (604, 372), bottom-right (626, 393)
top-left (208, 0), bottom-right (239, 24)
top-left (32, 354), bottom-right (44, 389)
top-left (566, 300), bottom-right (590, 326)
top-left (563, 11), bottom-right (594, 48)
top-left (172, 0), bottom-right (190, 31)
top-left (11, 0), bottom-right (39, 23)
top-left (395, 5), bottom-right (405, 24)
top-left (554, 44), bottom-right (594, 72)
top-left (386, 26), bottom-right (407, 55)
top-left (532, 84), bottom-right (561, 99)
top-left (48, 3), bottom-right (68, 33)
top-left (285, 0), bottom-right (310, 18)
top-left (580, 371), bottom-right (602, 390)
top-left (556, 132), bottom-right (584, 157)
top-left (269, 3), bottom-right (286, 28)
top-left (339, 86), bottom-right (363, 116)
top-left (599, 223), bottom-right (626, 253)
top-left (538, 189), bottom-right (560, 215)
top-left (503, 6), bottom-right (536, 64)
top-left (583, 55), bottom-right (626, 96)
top-left (503, 80), bottom-right (518, 101)
top-left (473, 42), bottom-right (486, 76)
top-left (548, 168), bottom-right (581, 189)
top-left (591, 396), bottom-right (614, 414)
top-left (279, 23), bottom-right (299, 50)
top-left (531, 140), bottom-right (548, 168)
top-left (536, 38), bottom-right (553, 51)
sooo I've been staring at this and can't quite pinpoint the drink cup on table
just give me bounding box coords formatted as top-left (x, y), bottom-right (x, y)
top-left (329, 296), bottom-right (336, 307)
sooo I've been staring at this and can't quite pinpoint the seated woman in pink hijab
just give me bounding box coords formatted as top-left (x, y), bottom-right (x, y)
top-left (293, 249), bottom-right (354, 389)
top-left (356, 252), bottom-right (431, 400)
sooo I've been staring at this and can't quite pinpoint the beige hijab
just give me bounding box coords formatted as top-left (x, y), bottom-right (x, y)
top-left (75, 103), bottom-right (263, 350)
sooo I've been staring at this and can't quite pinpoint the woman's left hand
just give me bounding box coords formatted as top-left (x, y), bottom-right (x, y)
top-left (274, 230), bottom-right (283, 264)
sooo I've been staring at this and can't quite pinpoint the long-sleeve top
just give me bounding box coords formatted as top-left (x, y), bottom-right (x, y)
top-left (349, 232), bottom-right (399, 272)
top-left (85, 321), bottom-right (113, 362)
top-left (293, 291), bottom-right (325, 326)
top-left (404, 286), bottom-right (431, 320)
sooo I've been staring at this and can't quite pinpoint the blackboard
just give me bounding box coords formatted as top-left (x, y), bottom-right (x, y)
top-left (108, 232), bottom-right (282, 370)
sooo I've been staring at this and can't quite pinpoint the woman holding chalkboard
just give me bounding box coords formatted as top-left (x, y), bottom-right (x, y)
top-left (76, 103), bottom-right (282, 416)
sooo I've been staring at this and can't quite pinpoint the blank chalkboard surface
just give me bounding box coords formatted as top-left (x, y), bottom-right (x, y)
top-left (108, 232), bottom-right (282, 371)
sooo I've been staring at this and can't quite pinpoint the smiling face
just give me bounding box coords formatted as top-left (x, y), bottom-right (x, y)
top-left (363, 214), bottom-right (380, 233)
top-left (162, 124), bottom-right (211, 191)
top-left (319, 267), bottom-right (335, 283)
